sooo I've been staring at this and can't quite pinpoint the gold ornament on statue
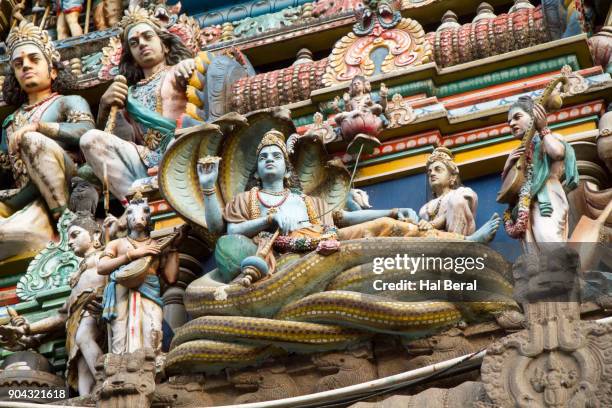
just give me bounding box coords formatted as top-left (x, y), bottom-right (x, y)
top-left (256, 129), bottom-right (290, 161)
top-left (6, 20), bottom-right (61, 64)
top-left (119, 5), bottom-right (162, 35)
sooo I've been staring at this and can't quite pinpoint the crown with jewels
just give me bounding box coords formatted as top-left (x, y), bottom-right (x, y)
top-left (426, 147), bottom-right (457, 170)
top-left (256, 129), bottom-right (290, 161)
top-left (6, 20), bottom-right (61, 65)
top-left (119, 5), bottom-right (162, 36)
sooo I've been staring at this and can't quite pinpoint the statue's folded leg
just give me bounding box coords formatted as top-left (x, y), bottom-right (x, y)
top-left (19, 131), bottom-right (76, 217)
top-left (337, 217), bottom-right (463, 240)
top-left (80, 130), bottom-right (148, 204)
top-left (445, 194), bottom-right (476, 236)
top-left (0, 199), bottom-right (54, 260)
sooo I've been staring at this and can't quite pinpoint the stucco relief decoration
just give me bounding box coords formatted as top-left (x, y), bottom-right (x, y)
top-left (323, 0), bottom-right (432, 86)
top-left (312, 0), bottom-right (365, 18)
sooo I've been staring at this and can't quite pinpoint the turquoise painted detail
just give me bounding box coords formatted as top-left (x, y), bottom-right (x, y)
top-left (215, 234), bottom-right (258, 283)
top-left (0, 274), bottom-right (24, 288)
top-left (194, 0), bottom-right (310, 27)
top-left (436, 55), bottom-right (580, 97)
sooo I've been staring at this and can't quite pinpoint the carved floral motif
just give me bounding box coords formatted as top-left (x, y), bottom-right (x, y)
top-left (16, 210), bottom-right (80, 301)
top-left (324, 17), bottom-right (431, 86)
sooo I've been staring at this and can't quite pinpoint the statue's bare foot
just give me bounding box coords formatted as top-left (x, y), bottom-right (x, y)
top-left (467, 213), bottom-right (501, 243)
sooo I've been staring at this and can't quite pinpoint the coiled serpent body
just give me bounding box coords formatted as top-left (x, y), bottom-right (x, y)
top-left (166, 238), bottom-right (517, 374)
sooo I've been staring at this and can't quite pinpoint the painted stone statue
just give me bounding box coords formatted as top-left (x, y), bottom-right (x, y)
top-left (0, 21), bottom-right (95, 260)
top-left (80, 6), bottom-right (195, 205)
top-left (333, 75), bottom-right (389, 153)
top-left (419, 147), bottom-right (478, 235)
top-left (93, 0), bottom-right (123, 31)
top-left (98, 193), bottom-right (182, 358)
top-left (160, 113), bottom-right (516, 376)
top-left (502, 96), bottom-right (579, 249)
top-left (0, 213), bottom-right (106, 395)
top-left (54, 0), bottom-right (84, 39)
top-left (198, 130), bottom-right (500, 281)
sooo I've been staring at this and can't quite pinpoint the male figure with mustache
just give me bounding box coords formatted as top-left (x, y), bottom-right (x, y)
top-left (0, 21), bottom-right (95, 260)
top-left (80, 6), bottom-right (195, 206)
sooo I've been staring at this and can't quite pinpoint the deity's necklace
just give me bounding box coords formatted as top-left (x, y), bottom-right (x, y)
top-left (427, 195), bottom-right (443, 219)
top-left (22, 92), bottom-right (59, 111)
top-left (137, 64), bottom-right (168, 85)
top-left (126, 235), bottom-right (153, 248)
top-left (14, 92), bottom-right (60, 129)
top-left (257, 188), bottom-right (290, 210)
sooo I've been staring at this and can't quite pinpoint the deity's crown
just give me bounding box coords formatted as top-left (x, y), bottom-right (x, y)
top-left (257, 129), bottom-right (289, 161)
top-left (119, 6), bottom-right (162, 36)
top-left (6, 20), bottom-right (61, 65)
top-left (426, 147), bottom-right (457, 170)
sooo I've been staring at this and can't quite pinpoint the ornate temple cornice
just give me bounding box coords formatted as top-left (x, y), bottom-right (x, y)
top-left (230, 5), bottom-right (560, 113)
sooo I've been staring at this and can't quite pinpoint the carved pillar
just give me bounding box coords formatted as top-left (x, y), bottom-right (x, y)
top-left (163, 251), bottom-right (201, 330)
top-left (480, 248), bottom-right (612, 407)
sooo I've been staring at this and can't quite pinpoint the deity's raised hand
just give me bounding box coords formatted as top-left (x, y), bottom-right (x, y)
top-left (197, 156), bottom-right (221, 189)
top-left (533, 103), bottom-right (548, 131)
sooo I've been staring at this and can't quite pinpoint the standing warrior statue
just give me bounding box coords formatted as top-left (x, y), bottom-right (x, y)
top-left (80, 6), bottom-right (195, 206)
top-left (501, 96), bottom-right (579, 250)
top-left (0, 21), bottom-right (95, 260)
top-left (0, 214), bottom-right (106, 396)
top-left (98, 193), bottom-right (182, 357)
top-left (54, 0), bottom-right (84, 39)
top-left (419, 147), bottom-right (478, 235)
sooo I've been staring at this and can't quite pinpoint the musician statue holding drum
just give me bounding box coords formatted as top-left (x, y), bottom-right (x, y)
top-left (501, 96), bottom-right (579, 249)
top-left (98, 193), bottom-right (183, 358)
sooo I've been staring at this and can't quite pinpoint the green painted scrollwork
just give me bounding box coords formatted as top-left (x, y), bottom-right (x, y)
top-left (16, 210), bottom-right (80, 301)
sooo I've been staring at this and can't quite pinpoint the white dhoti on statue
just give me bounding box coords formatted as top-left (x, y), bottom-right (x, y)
top-left (523, 179), bottom-right (569, 252)
top-left (106, 281), bottom-right (163, 355)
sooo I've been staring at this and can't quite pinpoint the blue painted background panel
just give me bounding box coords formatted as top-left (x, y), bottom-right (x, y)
top-left (359, 173), bottom-right (522, 259)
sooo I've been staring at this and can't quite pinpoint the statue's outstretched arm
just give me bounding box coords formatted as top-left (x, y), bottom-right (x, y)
top-left (162, 250), bottom-right (179, 285)
top-left (27, 307), bottom-right (67, 335)
top-left (335, 208), bottom-right (419, 227)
